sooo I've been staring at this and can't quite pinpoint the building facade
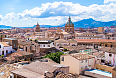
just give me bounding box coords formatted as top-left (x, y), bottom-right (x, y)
top-left (3, 38), bottom-right (18, 49)
top-left (105, 50), bottom-right (116, 66)
top-left (0, 42), bottom-right (13, 56)
top-left (61, 53), bottom-right (95, 75)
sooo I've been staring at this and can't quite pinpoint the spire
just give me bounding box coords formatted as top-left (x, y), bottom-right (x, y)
top-left (37, 22), bottom-right (39, 25)
top-left (68, 16), bottom-right (71, 21)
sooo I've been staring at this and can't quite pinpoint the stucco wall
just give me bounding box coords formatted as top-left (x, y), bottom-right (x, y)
top-left (61, 55), bottom-right (80, 74)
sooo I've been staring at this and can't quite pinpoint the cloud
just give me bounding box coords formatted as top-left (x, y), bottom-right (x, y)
top-left (0, 15), bottom-right (2, 21)
top-left (3, 12), bottom-right (15, 22)
top-left (17, 2), bottom-right (116, 22)
top-left (104, 0), bottom-right (116, 3)
top-left (1, 1), bottom-right (116, 27)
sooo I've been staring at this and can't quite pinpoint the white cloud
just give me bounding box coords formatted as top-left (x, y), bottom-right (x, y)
top-left (104, 0), bottom-right (116, 3)
top-left (1, 1), bottom-right (116, 27)
top-left (3, 12), bottom-right (15, 22)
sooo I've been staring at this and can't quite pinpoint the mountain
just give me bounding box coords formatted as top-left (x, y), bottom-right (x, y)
top-left (73, 18), bottom-right (116, 28)
top-left (0, 18), bottom-right (116, 29)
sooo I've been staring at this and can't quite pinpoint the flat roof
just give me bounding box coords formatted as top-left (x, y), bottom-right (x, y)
top-left (86, 69), bottom-right (112, 77)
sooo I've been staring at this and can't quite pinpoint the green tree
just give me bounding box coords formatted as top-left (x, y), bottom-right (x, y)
top-left (43, 52), bottom-right (64, 63)
top-left (63, 48), bottom-right (69, 52)
top-left (35, 39), bottom-right (38, 43)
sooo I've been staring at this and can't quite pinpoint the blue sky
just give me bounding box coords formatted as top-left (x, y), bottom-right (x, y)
top-left (0, 0), bottom-right (116, 27)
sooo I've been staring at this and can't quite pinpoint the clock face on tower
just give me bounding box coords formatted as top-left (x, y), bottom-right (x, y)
top-left (65, 16), bottom-right (74, 33)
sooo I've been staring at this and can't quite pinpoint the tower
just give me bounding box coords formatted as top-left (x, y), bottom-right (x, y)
top-left (35, 22), bottom-right (40, 32)
top-left (65, 16), bottom-right (74, 33)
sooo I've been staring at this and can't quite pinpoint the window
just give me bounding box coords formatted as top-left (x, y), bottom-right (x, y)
top-left (111, 45), bottom-right (113, 47)
top-left (109, 54), bottom-right (112, 57)
top-left (89, 65), bottom-right (91, 67)
top-left (81, 60), bottom-right (83, 63)
top-left (30, 46), bottom-right (32, 50)
top-left (6, 50), bottom-right (8, 54)
top-left (85, 66), bottom-right (87, 69)
top-left (43, 45), bottom-right (45, 47)
top-left (26, 47), bottom-right (27, 52)
top-left (105, 44), bottom-right (107, 47)
top-left (62, 57), bottom-right (64, 61)
top-left (48, 45), bottom-right (50, 47)
top-left (85, 59), bottom-right (88, 62)
top-left (0, 45), bottom-right (1, 48)
top-left (2, 51), bottom-right (4, 55)
top-left (81, 66), bottom-right (83, 69)
top-left (14, 44), bottom-right (16, 47)
top-left (109, 61), bottom-right (111, 64)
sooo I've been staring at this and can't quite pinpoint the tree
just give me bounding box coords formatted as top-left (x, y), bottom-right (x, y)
top-left (43, 52), bottom-right (64, 63)
top-left (35, 39), bottom-right (38, 43)
top-left (63, 48), bottom-right (69, 52)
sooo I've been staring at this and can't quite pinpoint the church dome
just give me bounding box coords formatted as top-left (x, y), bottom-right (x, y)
top-left (66, 16), bottom-right (74, 25)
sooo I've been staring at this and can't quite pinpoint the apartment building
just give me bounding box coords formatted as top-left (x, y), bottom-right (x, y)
top-left (60, 53), bottom-right (95, 75)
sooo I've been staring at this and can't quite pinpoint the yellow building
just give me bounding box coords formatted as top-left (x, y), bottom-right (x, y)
top-left (61, 53), bottom-right (95, 75)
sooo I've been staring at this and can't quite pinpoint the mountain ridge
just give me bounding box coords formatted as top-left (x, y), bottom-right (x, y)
top-left (0, 18), bottom-right (116, 29)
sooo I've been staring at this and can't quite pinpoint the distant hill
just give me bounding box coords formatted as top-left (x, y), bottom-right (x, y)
top-left (0, 18), bottom-right (116, 29)
top-left (73, 18), bottom-right (116, 28)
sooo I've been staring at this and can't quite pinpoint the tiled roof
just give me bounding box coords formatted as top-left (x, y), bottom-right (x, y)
top-left (70, 53), bottom-right (95, 60)
top-left (11, 61), bottom-right (58, 78)
top-left (47, 30), bottom-right (56, 32)
top-left (4, 50), bottom-right (33, 61)
top-left (55, 39), bottom-right (69, 43)
top-left (56, 72), bottom-right (78, 78)
top-left (99, 47), bottom-right (116, 54)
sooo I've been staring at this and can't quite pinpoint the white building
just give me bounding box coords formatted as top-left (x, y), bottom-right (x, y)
top-left (61, 53), bottom-right (95, 75)
top-left (38, 40), bottom-right (54, 48)
top-left (105, 49), bottom-right (116, 66)
top-left (0, 42), bottom-right (13, 57)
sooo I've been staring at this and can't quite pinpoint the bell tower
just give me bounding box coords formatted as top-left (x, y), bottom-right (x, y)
top-left (35, 22), bottom-right (40, 32)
